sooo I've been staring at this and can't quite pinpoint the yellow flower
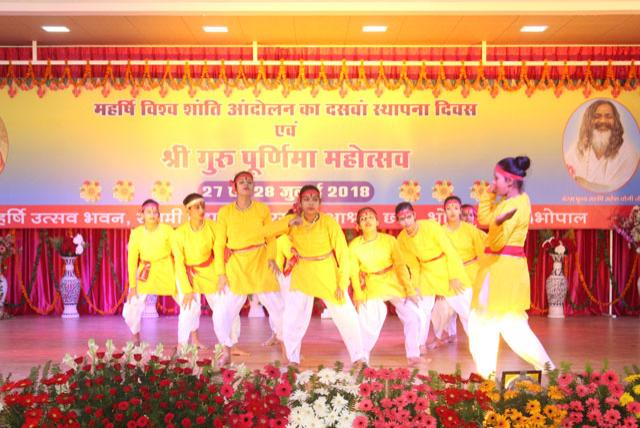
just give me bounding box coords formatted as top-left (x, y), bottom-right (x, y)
top-left (547, 385), bottom-right (564, 400)
top-left (152, 180), bottom-right (173, 202)
top-left (399, 180), bottom-right (421, 202)
top-left (493, 414), bottom-right (510, 428)
top-left (620, 392), bottom-right (634, 406)
top-left (543, 404), bottom-right (560, 419)
top-left (624, 374), bottom-right (640, 383)
top-left (480, 380), bottom-right (497, 391)
top-left (503, 390), bottom-right (519, 400)
top-left (483, 411), bottom-right (498, 426)
top-left (80, 180), bottom-right (102, 203)
top-left (633, 384), bottom-right (640, 395)
top-left (526, 383), bottom-right (543, 393)
top-left (505, 409), bottom-right (524, 422)
top-left (470, 179), bottom-right (490, 201)
top-left (525, 399), bottom-right (541, 415)
top-left (112, 180), bottom-right (134, 202)
top-left (431, 179), bottom-right (454, 201)
top-left (529, 413), bottom-right (546, 427)
top-left (488, 392), bottom-right (500, 402)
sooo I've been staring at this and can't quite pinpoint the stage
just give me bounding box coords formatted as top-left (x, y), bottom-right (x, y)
top-left (0, 314), bottom-right (638, 378)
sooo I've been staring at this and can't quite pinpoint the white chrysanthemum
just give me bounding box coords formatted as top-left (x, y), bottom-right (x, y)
top-left (296, 370), bottom-right (313, 385)
top-left (314, 387), bottom-right (329, 396)
top-left (337, 411), bottom-right (357, 428)
top-left (73, 234), bottom-right (84, 245)
top-left (313, 397), bottom-right (329, 418)
top-left (332, 394), bottom-right (348, 411)
top-left (317, 368), bottom-right (338, 384)
top-left (290, 390), bottom-right (309, 403)
top-left (75, 244), bottom-right (84, 255)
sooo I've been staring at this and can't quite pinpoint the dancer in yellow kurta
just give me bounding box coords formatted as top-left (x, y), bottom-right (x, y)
top-left (395, 202), bottom-right (472, 348)
top-left (123, 199), bottom-right (192, 346)
top-left (279, 185), bottom-right (366, 367)
top-left (468, 155), bottom-right (555, 378)
top-left (213, 171), bottom-right (285, 365)
top-left (349, 207), bottom-right (424, 366)
top-left (173, 193), bottom-right (243, 352)
top-left (429, 196), bottom-right (488, 349)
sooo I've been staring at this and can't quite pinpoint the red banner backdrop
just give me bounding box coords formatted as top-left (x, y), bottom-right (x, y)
top-left (1, 229), bottom-right (638, 317)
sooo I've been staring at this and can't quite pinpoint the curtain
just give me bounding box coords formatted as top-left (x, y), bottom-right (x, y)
top-left (2, 228), bottom-right (638, 317)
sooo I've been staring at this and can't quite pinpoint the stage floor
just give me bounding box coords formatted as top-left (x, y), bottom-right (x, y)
top-left (0, 315), bottom-right (638, 378)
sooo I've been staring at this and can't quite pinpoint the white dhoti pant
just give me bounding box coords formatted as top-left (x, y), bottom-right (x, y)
top-left (268, 273), bottom-right (291, 334)
top-left (431, 298), bottom-right (458, 339)
top-left (416, 296), bottom-right (436, 345)
top-left (444, 288), bottom-right (472, 336)
top-left (358, 298), bottom-right (424, 360)
top-left (468, 309), bottom-right (556, 379)
top-left (122, 291), bottom-right (200, 345)
top-left (283, 290), bottom-right (366, 364)
top-left (214, 288), bottom-right (284, 347)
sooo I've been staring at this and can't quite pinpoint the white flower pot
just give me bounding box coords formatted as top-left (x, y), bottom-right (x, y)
top-left (60, 256), bottom-right (81, 319)
top-left (545, 253), bottom-right (568, 318)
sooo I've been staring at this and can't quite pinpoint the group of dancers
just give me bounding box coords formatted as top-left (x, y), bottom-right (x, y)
top-left (122, 155), bottom-right (556, 378)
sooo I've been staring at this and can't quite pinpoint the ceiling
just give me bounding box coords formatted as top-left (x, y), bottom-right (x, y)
top-left (1, 1), bottom-right (640, 46)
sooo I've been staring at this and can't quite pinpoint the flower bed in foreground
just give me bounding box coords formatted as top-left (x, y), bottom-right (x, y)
top-left (1, 340), bottom-right (639, 428)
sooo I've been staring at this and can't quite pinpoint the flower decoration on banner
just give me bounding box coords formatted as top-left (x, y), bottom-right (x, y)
top-left (79, 180), bottom-right (102, 203)
top-left (541, 235), bottom-right (576, 256)
top-left (470, 180), bottom-right (491, 201)
top-left (51, 233), bottom-right (85, 257)
top-left (0, 234), bottom-right (17, 271)
top-left (399, 180), bottom-right (422, 202)
top-left (112, 180), bottom-right (134, 202)
top-left (431, 180), bottom-right (454, 202)
top-left (613, 206), bottom-right (640, 253)
top-left (151, 180), bottom-right (173, 202)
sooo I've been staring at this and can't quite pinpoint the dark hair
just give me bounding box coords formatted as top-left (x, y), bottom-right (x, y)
top-left (460, 204), bottom-right (473, 211)
top-left (395, 202), bottom-right (414, 216)
top-left (356, 207), bottom-right (377, 223)
top-left (497, 156), bottom-right (531, 190)
top-left (298, 185), bottom-right (321, 201)
top-left (141, 199), bottom-right (159, 209)
top-left (183, 193), bottom-right (204, 207)
top-left (578, 100), bottom-right (624, 159)
top-left (285, 208), bottom-right (295, 216)
top-left (443, 195), bottom-right (462, 207)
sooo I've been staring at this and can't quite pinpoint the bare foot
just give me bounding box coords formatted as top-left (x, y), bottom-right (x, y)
top-left (132, 333), bottom-right (141, 346)
top-left (446, 335), bottom-right (457, 344)
top-left (217, 347), bottom-right (230, 367)
top-left (231, 345), bottom-right (250, 356)
top-left (351, 359), bottom-right (367, 372)
top-left (262, 333), bottom-right (279, 347)
top-left (190, 331), bottom-right (207, 350)
top-left (407, 357), bottom-right (422, 368)
top-left (278, 340), bottom-right (287, 362)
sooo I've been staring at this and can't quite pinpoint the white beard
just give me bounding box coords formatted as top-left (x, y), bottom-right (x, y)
top-left (590, 129), bottom-right (612, 155)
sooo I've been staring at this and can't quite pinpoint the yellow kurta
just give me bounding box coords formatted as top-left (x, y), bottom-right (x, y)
top-left (445, 221), bottom-right (487, 285)
top-left (349, 233), bottom-right (416, 301)
top-left (397, 220), bottom-right (470, 297)
top-left (214, 201), bottom-right (279, 294)
top-left (172, 219), bottom-right (218, 294)
top-left (275, 234), bottom-right (293, 273)
top-left (474, 192), bottom-right (531, 314)
top-left (288, 213), bottom-right (350, 304)
top-left (127, 223), bottom-right (176, 296)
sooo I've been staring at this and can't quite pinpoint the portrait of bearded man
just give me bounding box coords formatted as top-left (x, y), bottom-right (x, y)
top-left (564, 99), bottom-right (640, 192)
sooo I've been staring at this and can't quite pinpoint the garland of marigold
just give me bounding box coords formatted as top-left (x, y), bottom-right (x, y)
top-left (1, 59), bottom-right (638, 98)
top-left (77, 230), bottom-right (128, 315)
top-left (15, 253), bottom-right (60, 315)
top-left (575, 250), bottom-right (638, 306)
